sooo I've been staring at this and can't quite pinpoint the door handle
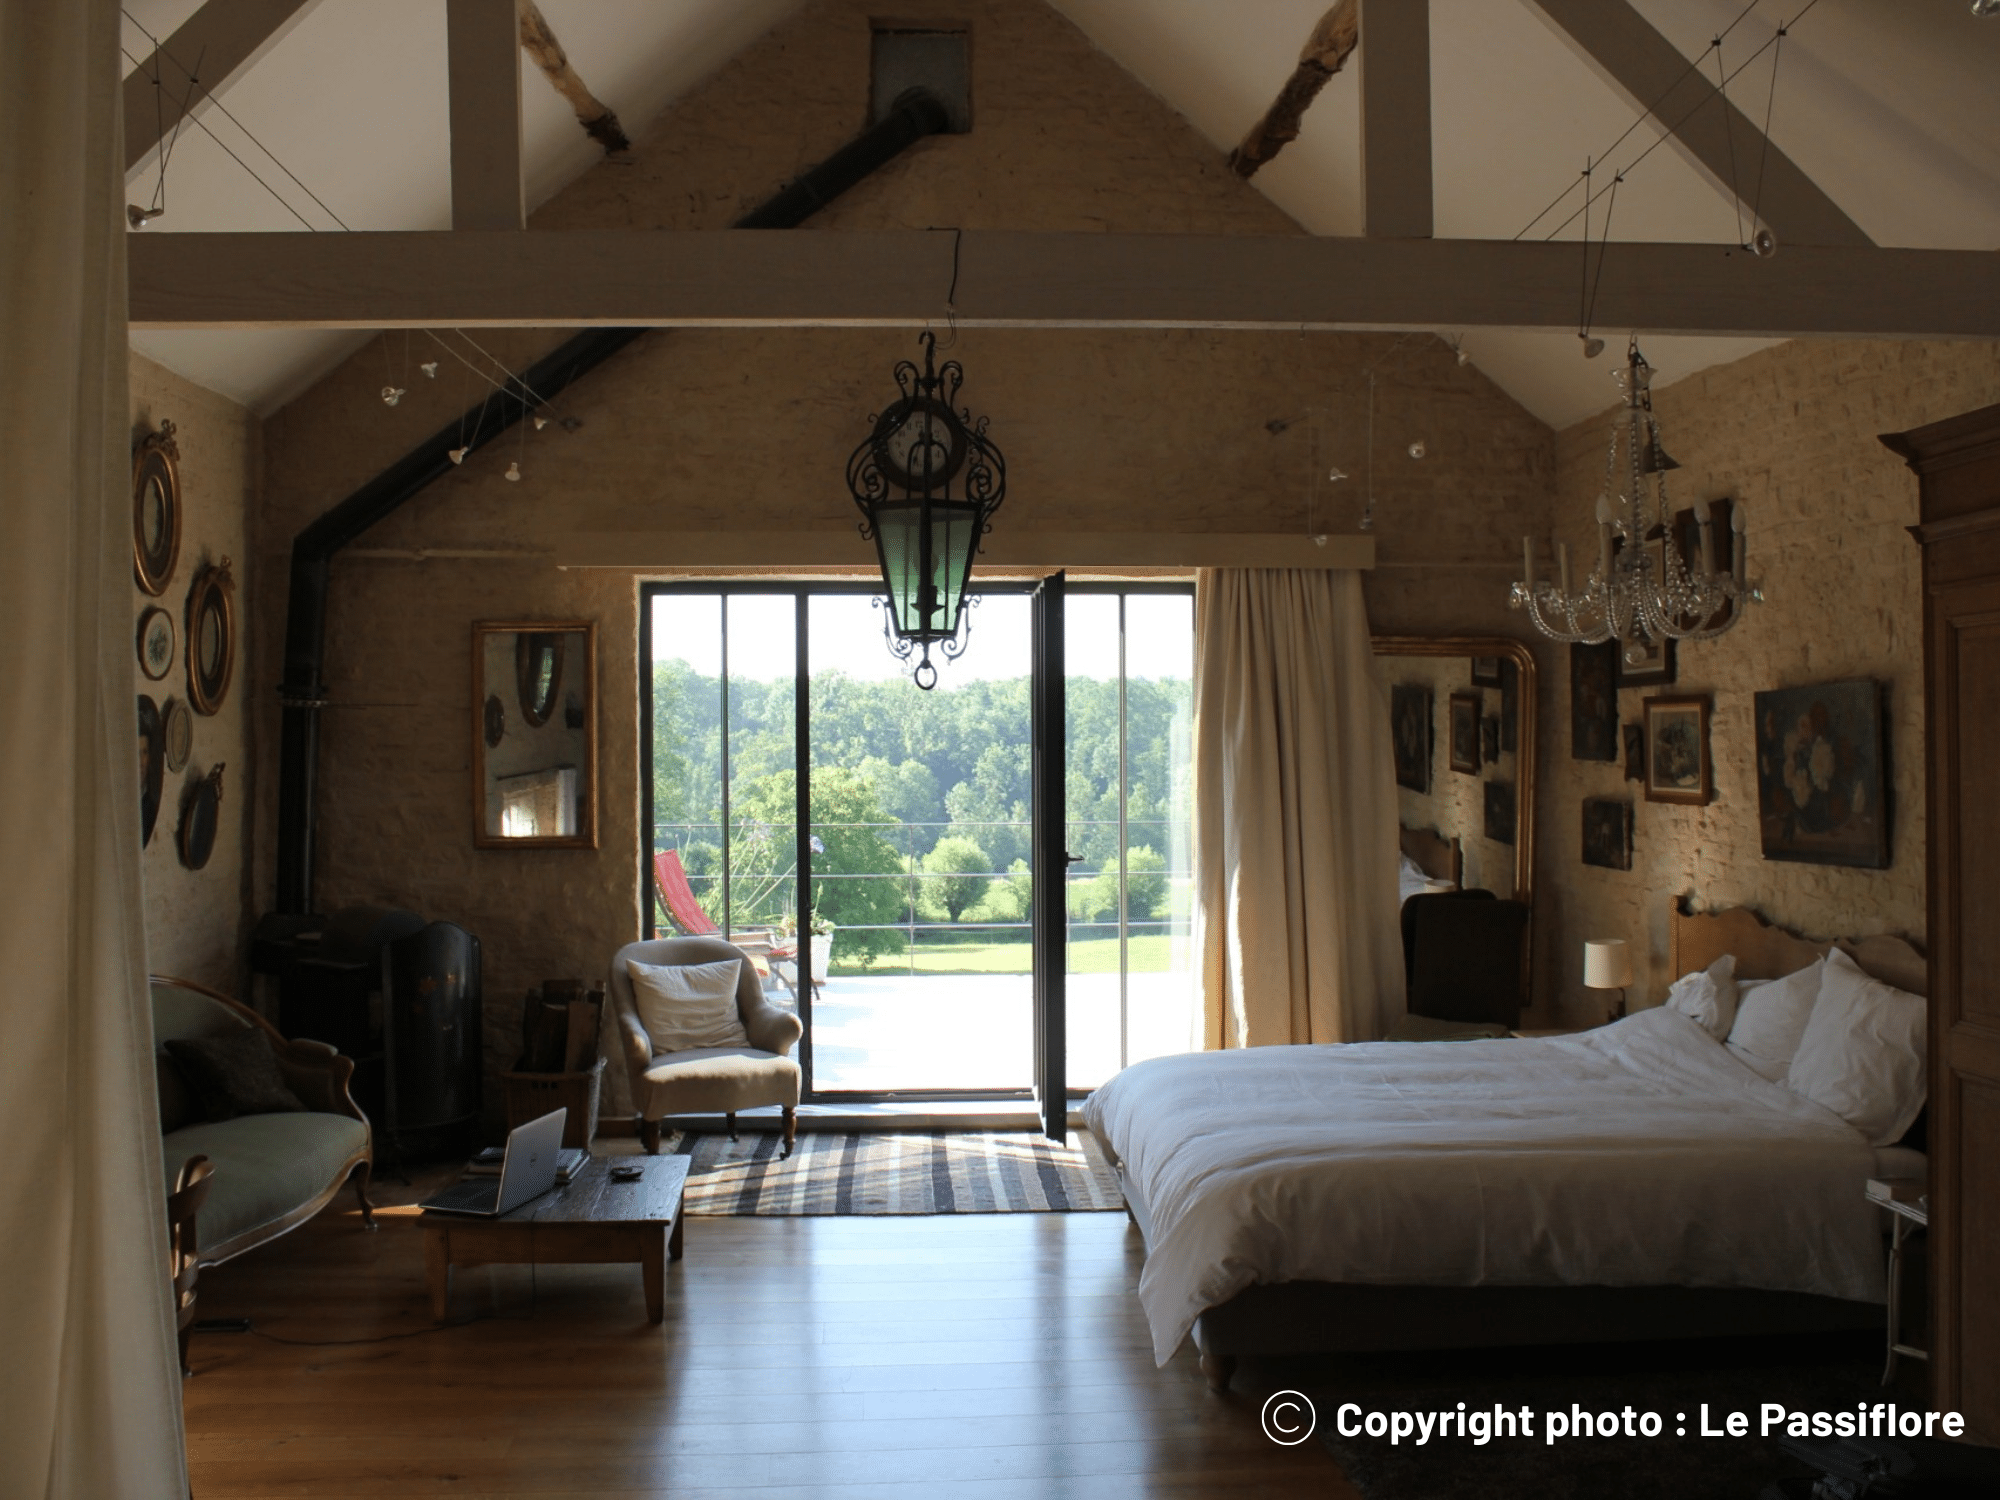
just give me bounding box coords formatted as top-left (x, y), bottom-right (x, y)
top-left (1064, 852), bottom-right (1085, 866)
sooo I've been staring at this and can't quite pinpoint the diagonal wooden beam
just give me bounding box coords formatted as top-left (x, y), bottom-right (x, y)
top-left (1229, 0), bottom-right (1358, 179)
top-left (447, 0), bottom-right (524, 230)
top-left (1360, 0), bottom-right (1433, 238)
top-left (122, 0), bottom-right (327, 174)
top-left (1522, 0), bottom-right (1871, 248)
top-left (124, 229), bottom-right (2000, 338)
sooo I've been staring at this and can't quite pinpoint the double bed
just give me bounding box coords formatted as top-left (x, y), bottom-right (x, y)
top-left (1083, 905), bottom-right (1927, 1389)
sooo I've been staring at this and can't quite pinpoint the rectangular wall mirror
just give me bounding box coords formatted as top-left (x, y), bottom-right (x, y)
top-left (473, 620), bottom-right (597, 849)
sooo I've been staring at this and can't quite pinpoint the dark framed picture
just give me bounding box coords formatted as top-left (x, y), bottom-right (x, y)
top-left (1480, 716), bottom-right (1500, 766)
top-left (1448, 692), bottom-right (1482, 775)
top-left (1753, 679), bottom-right (1890, 868)
top-left (1484, 780), bottom-right (1516, 845)
top-left (1470, 656), bottom-right (1503, 688)
top-left (1643, 695), bottom-right (1712, 805)
top-left (1391, 684), bottom-right (1432, 793)
top-left (1672, 498), bottom-right (1736, 632)
top-left (1581, 798), bottom-right (1633, 870)
top-left (1571, 640), bottom-right (1619, 761)
top-left (1622, 721), bottom-right (1646, 782)
top-left (1499, 658), bottom-right (1518, 753)
top-left (1615, 632), bottom-right (1676, 689)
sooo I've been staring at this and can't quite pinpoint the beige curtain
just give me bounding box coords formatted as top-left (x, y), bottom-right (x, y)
top-left (1193, 569), bottom-right (1405, 1047)
top-left (0, 2), bottom-right (189, 1493)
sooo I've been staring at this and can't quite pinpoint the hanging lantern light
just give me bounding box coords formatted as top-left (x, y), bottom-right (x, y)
top-left (846, 330), bottom-right (1007, 689)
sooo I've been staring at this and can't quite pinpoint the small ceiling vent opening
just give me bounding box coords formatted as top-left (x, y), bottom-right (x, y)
top-left (871, 24), bottom-right (971, 132)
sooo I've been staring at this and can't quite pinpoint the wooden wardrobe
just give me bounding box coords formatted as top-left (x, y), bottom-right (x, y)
top-left (1884, 402), bottom-right (2000, 1443)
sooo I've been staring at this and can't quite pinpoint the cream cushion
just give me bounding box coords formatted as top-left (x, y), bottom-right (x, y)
top-left (1665, 953), bottom-right (1738, 1040)
top-left (628, 957), bottom-right (750, 1053)
top-left (1726, 960), bottom-right (1823, 1082)
top-left (1786, 946), bottom-right (1926, 1146)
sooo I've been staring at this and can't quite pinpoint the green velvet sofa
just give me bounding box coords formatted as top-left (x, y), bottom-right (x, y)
top-left (152, 975), bottom-right (374, 1265)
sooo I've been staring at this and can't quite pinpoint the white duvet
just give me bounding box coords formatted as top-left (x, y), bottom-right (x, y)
top-left (1082, 1007), bottom-right (1887, 1364)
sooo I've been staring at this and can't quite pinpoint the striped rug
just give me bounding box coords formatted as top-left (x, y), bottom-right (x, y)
top-left (669, 1130), bottom-right (1125, 1216)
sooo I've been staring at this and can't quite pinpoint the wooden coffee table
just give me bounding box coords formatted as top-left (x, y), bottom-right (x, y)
top-left (424, 1154), bottom-right (689, 1324)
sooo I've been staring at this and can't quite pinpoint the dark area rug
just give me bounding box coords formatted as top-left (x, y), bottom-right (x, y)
top-left (1308, 1333), bottom-right (1930, 1500)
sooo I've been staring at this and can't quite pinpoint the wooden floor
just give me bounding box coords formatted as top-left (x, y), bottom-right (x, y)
top-left (183, 1161), bottom-right (1360, 1498)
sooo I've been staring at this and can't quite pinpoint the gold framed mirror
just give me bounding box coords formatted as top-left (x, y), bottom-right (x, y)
top-left (473, 620), bottom-right (597, 849)
top-left (185, 559), bottom-right (235, 716)
top-left (133, 421), bottom-right (181, 596)
top-left (1373, 634), bottom-right (1537, 910)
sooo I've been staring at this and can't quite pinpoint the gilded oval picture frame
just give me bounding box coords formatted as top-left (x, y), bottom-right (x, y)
top-left (133, 420), bottom-right (181, 596)
top-left (186, 558), bottom-right (236, 716)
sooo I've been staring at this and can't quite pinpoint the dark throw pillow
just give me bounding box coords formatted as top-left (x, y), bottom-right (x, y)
top-left (165, 1029), bottom-right (308, 1121)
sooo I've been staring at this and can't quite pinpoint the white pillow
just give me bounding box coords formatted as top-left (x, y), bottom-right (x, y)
top-left (1665, 954), bottom-right (1738, 1039)
top-left (1726, 959), bottom-right (1823, 1082)
top-left (627, 957), bottom-right (749, 1054)
top-left (1785, 947), bottom-right (1926, 1146)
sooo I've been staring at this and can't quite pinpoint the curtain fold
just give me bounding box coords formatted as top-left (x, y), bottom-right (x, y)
top-left (1192, 569), bottom-right (1404, 1047)
top-left (0, 1), bottom-right (189, 1493)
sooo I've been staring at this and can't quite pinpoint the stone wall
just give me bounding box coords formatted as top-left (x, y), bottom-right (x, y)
top-left (1540, 338), bottom-right (2000, 1025)
top-left (249, 0), bottom-right (1557, 1102)
top-left (132, 353), bottom-right (260, 993)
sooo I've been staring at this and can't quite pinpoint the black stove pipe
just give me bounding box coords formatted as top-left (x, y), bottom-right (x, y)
top-left (272, 89), bottom-right (952, 914)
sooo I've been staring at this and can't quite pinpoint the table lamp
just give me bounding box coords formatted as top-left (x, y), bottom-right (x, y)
top-left (1584, 938), bottom-right (1635, 1023)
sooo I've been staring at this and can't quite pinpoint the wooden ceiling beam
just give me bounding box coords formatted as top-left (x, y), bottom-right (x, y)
top-left (446, 0), bottom-right (525, 230)
top-left (126, 229), bottom-right (1999, 338)
top-left (122, 0), bottom-right (326, 175)
top-left (1360, 0), bottom-right (1432, 238)
top-left (1523, 0), bottom-right (1871, 248)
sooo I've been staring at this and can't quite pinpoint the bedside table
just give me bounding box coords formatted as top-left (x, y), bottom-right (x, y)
top-left (1869, 1177), bottom-right (1928, 1384)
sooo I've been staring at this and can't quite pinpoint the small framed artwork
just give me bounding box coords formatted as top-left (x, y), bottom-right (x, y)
top-left (1448, 692), bottom-right (1482, 775)
top-left (1470, 656), bottom-right (1503, 688)
top-left (1581, 798), bottom-right (1633, 870)
top-left (1391, 684), bottom-right (1432, 793)
top-left (1753, 678), bottom-right (1889, 868)
top-left (1615, 632), bottom-right (1676, 689)
top-left (1570, 641), bottom-right (1619, 761)
top-left (1480, 716), bottom-right (1500, 766)
top-left (1643, 695), bottom-right (1712, 805)
top-left (1672, 499), bottom-right (1736, 632)
top-left (1622, 722), bottom-right (1646, 782)
top-left (1484, 780), bottom-right (1516, 845)
top-left (137, 606), bottom-right (176, 682)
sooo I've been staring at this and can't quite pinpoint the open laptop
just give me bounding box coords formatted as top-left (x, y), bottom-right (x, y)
top-left (419, 1108), bottom-right (567, 1217)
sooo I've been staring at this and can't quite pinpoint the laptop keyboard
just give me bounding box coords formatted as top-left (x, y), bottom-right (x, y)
top-left (424, 1176), bottom-right (501, 1214)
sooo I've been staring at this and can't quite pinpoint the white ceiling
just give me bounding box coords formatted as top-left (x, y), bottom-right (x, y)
top-left (122, 0), bottom-right (2000, 429)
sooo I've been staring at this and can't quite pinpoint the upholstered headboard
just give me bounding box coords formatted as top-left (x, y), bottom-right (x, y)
top-left (1400, 825), bottom-right (1462, 886)
top-left (1668, 902), bottom-right (1927, 997)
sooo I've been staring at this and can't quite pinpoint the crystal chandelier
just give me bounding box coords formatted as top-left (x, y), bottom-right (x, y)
top-left (1510, 339), bottom-right (1756, 658)
top-left (846, 331), bottom-right (1007, 690)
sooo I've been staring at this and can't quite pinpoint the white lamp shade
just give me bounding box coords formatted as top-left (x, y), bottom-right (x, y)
top-left (1583, 938), bottom-right (1635, 989)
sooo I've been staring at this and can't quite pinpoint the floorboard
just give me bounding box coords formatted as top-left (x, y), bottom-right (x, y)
top-left (183, 1164), bottom-right (1358, 1498)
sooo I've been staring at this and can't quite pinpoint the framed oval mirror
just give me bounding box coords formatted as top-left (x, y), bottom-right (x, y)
top-left (475, 621), bottom-right (596, 849)
top-left (515, 632), bottom-right (565, 728)
top-left (133, 421), bottom-right (181, 596)
top-left (185, 558), bottom-right (236, 716)
top-left (138, 694), bottom-right (164, 849)
top-left (178, 762), bottom-right (225, 871)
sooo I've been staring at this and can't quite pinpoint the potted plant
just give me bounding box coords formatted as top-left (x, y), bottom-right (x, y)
top-left (807, 908), bottom-right (835, 985)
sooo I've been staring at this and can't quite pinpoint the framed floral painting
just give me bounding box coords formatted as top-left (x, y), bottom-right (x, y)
top-left (1643, 696), bottom-right (1711, 806)
top-left (1753, 679), bottom-right (1889, 867)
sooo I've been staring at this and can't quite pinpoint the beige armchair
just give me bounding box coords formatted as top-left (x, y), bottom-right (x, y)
top-left (609, 937), bottom-right (802, 1157)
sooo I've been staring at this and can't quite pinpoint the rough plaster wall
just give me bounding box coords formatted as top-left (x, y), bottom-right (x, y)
top-left (251, 0), bottom-right (1556, 1107)
top-left (1541, 338), bottom-right (2000, 1027)
top-left (131, 352), bottom-right (259, 994)
top-left (1386, 653), bottom-right (1520, 900)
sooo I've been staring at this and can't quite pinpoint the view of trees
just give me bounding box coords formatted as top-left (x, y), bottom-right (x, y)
top-left (650, 658), bottom-right (1192, 967)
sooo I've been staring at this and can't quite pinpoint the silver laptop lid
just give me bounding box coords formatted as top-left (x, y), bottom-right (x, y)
top-left (495, 1107), bottom-right (567, 1215)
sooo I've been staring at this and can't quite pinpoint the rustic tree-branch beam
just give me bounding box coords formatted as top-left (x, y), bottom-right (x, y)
top-left (518, 0), bottom-right (629, 154)
top-left (122, 0), bottom-right (327, 174)
top-left (1228, 0), bottom-right (1357, 178)
top-left (1523, 0), bottom-right (1871, 248)
top-left (125, 229), bottom-right (1999, 338)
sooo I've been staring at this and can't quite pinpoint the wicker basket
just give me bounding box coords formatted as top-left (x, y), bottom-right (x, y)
top-left (500, 1055), bottom-right (604, 1149)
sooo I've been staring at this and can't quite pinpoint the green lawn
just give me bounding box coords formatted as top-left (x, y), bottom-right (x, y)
top-left (831, 933), bottom-right (1179, 976)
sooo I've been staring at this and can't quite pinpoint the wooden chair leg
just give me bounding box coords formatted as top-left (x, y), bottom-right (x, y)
top-left (638, 1116), bottom-right (661, 1155)
top-left (781, 1105), bottom-right (797, 1158)
top-left (351, 1161), bottom-right (377, 1229)
top-left (726, 1111), bottom-right (738, 1142)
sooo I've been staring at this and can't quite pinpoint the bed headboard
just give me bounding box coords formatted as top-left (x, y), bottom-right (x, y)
top-left (1400, 825), bottom-right (1462, 886)
top-left (1668, 903), bottom-right (1927, 997)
